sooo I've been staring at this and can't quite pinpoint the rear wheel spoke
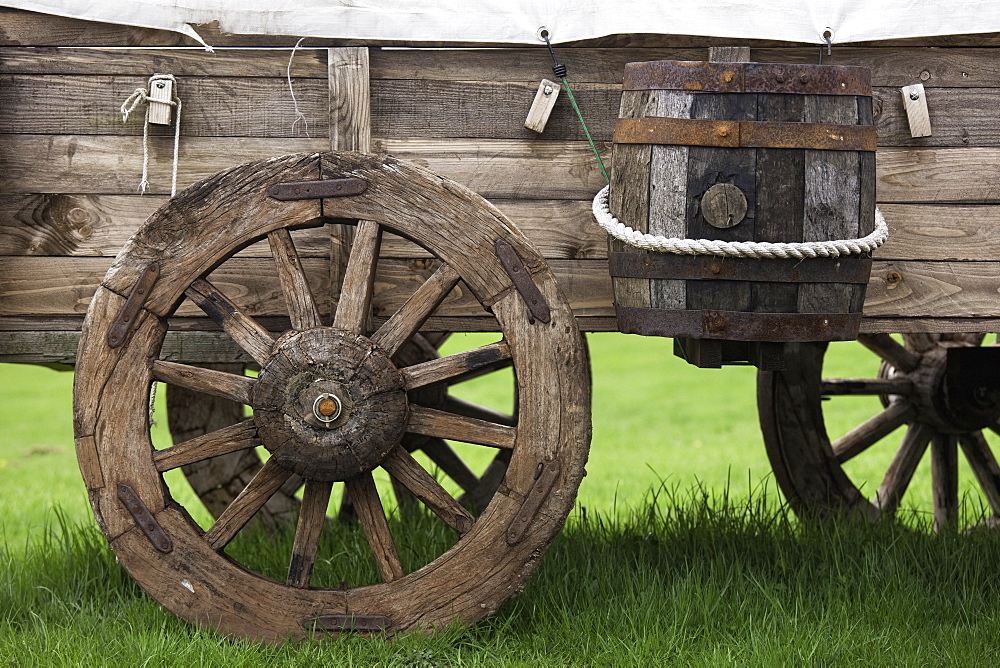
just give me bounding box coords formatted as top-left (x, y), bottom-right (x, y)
top-left (874, 423), bottom-right (933, 515)
top-left (857, 333), bottom-right (920, 373)
top-left (287, 480), bottom-right (333, 588)
top-left (832, 402), bottom-right (913, 464)
top-left (821, 378), bottom-right (914, 397)
top-left (268, 229), bottom-right (323, 331)
top-left (958, 431), bottom-right (1000, 515)
top-left (419, 437), bottom-right (481, 494)
top-left (204, 458), bottom-right (293, 550)
top-left (930, 434), bottom-right (959, 532)
top-left (344, 473), bottom-right (403, 582)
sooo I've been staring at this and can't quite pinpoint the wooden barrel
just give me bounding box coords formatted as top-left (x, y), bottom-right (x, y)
top-left (608, 60), bottom-right (876, 360)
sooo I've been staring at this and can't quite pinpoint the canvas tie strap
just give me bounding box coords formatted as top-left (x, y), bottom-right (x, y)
top-left (121, 74), bottom-right (183, 196)
top-left (591, 185), bottom-right (889, 260)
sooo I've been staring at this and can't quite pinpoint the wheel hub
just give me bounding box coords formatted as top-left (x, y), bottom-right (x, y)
top-left (251, 328), bottom-right (409, 482)
top-left (883, 343), bottom-right (1000, 434)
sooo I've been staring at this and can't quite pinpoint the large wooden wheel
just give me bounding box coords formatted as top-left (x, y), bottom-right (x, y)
top-left (759, 334), bottom-right (1000, 530)
top-left (73, 152), bottom-right (591, 640)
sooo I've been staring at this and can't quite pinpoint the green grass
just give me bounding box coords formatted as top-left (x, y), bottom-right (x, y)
top-left (1, 333), bottom-right (1000, 664)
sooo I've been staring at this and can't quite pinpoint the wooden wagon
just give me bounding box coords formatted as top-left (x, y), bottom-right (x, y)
top-left (2, 1), bottom-right (1000, 640)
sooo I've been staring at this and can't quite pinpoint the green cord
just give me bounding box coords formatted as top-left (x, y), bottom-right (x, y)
top-left (561, 77), bottom-right (610, 184)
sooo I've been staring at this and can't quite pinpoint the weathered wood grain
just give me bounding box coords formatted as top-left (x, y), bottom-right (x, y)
top-left (0, 193), bottom-right (330, 257)
top-left (0, 75), bottom-right (327, 137)
top-left (0, 46), bottom-right (329, 77)
top-left (286, 480), bottom-right (333, 587)
top-left (609, 90), bottom-right (653, 310)
top-left (7, 135), bottom-right (999, 203)
top-left (0, 135), bottom-right (327, 195)
top-left (7, 254), bottom-right (1000, 322)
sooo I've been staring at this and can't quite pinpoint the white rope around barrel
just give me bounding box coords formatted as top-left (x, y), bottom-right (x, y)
top-left (592, 184), bottom-right (888, 259)
top-left (121, 74), bottom-right (183, 196)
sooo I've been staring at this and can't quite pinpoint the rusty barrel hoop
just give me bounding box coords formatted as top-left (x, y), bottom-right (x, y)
top-left (608, 59), bottom-right (876, 344)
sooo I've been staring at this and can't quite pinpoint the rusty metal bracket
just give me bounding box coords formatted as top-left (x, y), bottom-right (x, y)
top-left (614, 117), bottom-right (876, 152)
top-left (507, 459), bottom-right (561, 545)
top-left (107, 262), bottom-right (159, 349)
top-left (495, 239), bottom-right (551, 324)
top-left (268, 178), bottom-right (367, 201)
top-left (117, 482), bottom-right (172, 553)
top-left (303, 614), bottom-right (392, 633)
top-left (623, 60), bottom-right (871, 96)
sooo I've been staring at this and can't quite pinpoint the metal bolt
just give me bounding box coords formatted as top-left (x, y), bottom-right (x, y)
top-left (775, 73), bottom-right (786, 83)
top-left (799, 73), bottom-right (810, 83)
top-left (156, 81), bottom-right (165, 89)
top-left (313, 393), bottom-right (343, 423)
top-left (909, 91), bottom-right (920, 101)
top-left (718, 127), bottom-right (729, 137)
top-left (920, 70), bottom-right (930, 81)
top-left (543, 85), bottom-right (553, 95)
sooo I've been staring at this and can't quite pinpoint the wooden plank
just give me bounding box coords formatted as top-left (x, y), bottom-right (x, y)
top-left (6, 194), bottom-right (998, 264)
top-left (328, 47), bottom-right (371, 152)
top-left (0, 75), bottom-right (328, 137)
top-left (877, 147), bottom-right (1000, 203)
top-left (608, 90), bottom-right (653, 310)
top-left (864, 260), bottom-right (1000, 317)
top-left (751, 47), bottom-right (1000, 88)
top-left (8, 254), bottom-right (1000, 322)
top-left (754, 92), bottom-right (804, 314)
top-left (799, 95), bottom-right (861, 315)
top-left (874, 87), bottom-right (1000, 147)
top-left (0, 46), bottom-right (329, 77)
top-left (684, 90), bottom-right (756, 312)
top-left (647, 90), bottom-right (691, 310)
top-left (370, 47), bottom-right (707, 83)
top-left (0, 194), bottom-right (329, 257)
top-left (0, 135), bottom-right (327, 195)
top-left (0, 7), bottom-right (190, 47)
top-left (0, 135), bottom-right (607, 198)
top-left (371, 79), bottom-right (620, 141)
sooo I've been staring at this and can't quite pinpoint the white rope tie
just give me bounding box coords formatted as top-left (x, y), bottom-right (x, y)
top-left (121, 74), bottom-right (183, 196)
top-left (592, 185), bottom-right (888, 259)
top-left (287, 38), bottom-right (310, 137)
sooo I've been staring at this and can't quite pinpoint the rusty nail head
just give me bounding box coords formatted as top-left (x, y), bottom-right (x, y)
top-left (775, 73), bottom-right (785, 83)
top-left (722, 71), bottom-right (734, 83)
top-left (799, 73), bottom-right (809, 83)
top-left (718, 127), bottom-right (729, 137)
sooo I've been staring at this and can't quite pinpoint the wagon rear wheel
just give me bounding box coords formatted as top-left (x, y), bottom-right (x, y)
top-left (759, 334), bottom-right (1000, 530)
top-left (73, 152), bottom-right (590, 639)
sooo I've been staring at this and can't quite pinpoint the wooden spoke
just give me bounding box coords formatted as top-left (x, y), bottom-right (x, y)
top-left (930, 434), bottom-right (959, 532)
top-left (382, 447), bottom-right (475, 534)
top-left (422, 332), bottom-right (452, 348)
top-left (154, 418), bottom-right (259, 472)
top-left (940, 332), bottom-right (987, 346)
top-left (857, 333), bottom-right (920, 373)
top-left (332, 219), bottom-right (382, 335)
top-left (441, 396), bottom-right (515, 427)
top-left (408, 405), bottom-right (516, 449)
top-left (420, 438), bottom-right (481, 494)
top-left (204, 458), bottom-right (293, 550)
top-left (459, 449), bottom-right (512, 513)
top-left (186, 279), bottom-right (275, 366)
top-left (268, 229), bottom-right (323, 331)
top-left (287, 480), bottom-right (333, 588)
top-left (400, 341), bottom-right (512, 391)
top-left (344, 473), bottom-right (403, 582)
top-left (958, 431), bottom-right (1000, 515)
top-left (901, 333), bottom-right (941, 353)
top-left (832, 401), bottom-right (914, 463)
top-left (821, 378), bottom-right (914, 397)
top-left (152, 360), bottom-right (254, 405)
top-left (370, 263), bottom-right (461, 357)
top-left (874, 422), bottom-right (934, 515)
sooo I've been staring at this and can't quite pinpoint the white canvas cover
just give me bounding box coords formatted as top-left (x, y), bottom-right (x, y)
top-left (3, 0), bottom-right (999, 47)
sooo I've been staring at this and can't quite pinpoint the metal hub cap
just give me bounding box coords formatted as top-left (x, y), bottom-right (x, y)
top-left (312, 392), bottom-right (343, 423)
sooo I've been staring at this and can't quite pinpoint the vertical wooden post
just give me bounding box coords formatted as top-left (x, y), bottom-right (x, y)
top-left (328, 47), bottom-right (373, 318)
